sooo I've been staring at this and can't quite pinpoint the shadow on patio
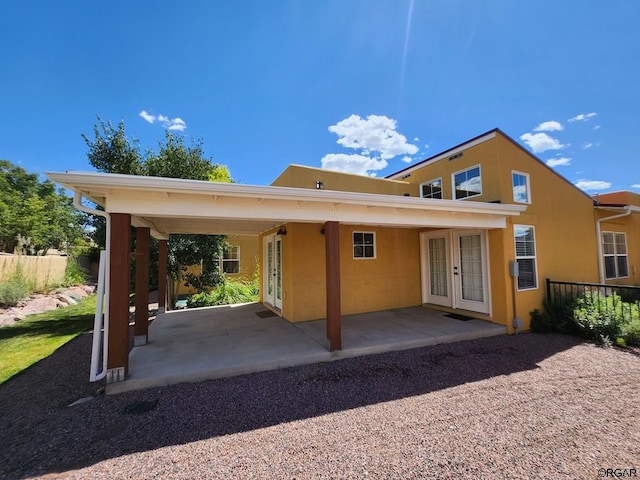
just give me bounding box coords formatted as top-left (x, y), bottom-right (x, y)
top-left (109, 302), bottom-right (507, 394)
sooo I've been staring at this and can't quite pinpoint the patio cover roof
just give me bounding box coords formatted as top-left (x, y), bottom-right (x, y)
top-left (47, 171), bottom-right (525, 238)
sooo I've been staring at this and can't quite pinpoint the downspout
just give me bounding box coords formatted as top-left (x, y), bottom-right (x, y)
top-left (73, 192), bottom-right (110, 381)
top-left (595, 206), bottom-right (631, 284)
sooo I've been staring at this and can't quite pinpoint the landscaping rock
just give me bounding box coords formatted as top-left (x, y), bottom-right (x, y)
top-left (56, 294), bottom-right (78, 306)
top-left (0, 284), bottom-right (95, 328)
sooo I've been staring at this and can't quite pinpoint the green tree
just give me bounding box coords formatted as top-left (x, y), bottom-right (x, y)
top-left (82, 118), bottom-right (233, 295)
top-left (0, 160), bottom-right (86, 255)
top-left (81, 118), bottom-right (144, 175)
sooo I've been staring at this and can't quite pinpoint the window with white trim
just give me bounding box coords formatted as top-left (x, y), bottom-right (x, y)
top-left (514, 225), bottom-right (537, 290)
top-left (512, 171), bottom-right (531, 204)
top-left (452, 165), bottom-right (482, 200)
top-left (353, 232), bottom-right (375, 259)
top-left (420, 178), bottom-right (443, 199)
top-left (221, 245), bottom-right (240, 274)
top-left (602, 232), bottom-right (629, 279)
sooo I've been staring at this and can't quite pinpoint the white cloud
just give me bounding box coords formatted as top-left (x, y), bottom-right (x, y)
top-left (594, 125), bottom-right (601, 130)
top-left (458, 177), bottom-right (482, 194)
top-left (582, 142), bottom-right (600, 150)
top-left (320, 153), bottom-right (388, 176)
top-left (138, 110), bottom-right (187, 131)
top-left (546, 157), bottom-right (571, 167)
top-left (321, 114), bottom-right (417, 176)
top-left (165, 117), bottom-right (187, 131)
top-left (575, 179), bottom-right (612, 191)
top-left (568, 112), bottom-right (597, 123)
top-left (413, 137), bottom-right (419, 142)
top-left (520, 132), bottom-right (565, 153)
top-left (533, 120), bottom-right (563, 132)
top-left (327, 114), bottom-right (418, 160)
top-left (139, 110), bottom-right (155, 124)
top-left (513, 185), bottom-right (528, 203)
top-left (632, 184), bottom-right (640, 189)
top-left (424, 143), bottom-right (429, 149)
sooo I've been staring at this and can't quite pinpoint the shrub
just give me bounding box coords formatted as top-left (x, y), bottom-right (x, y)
top-left (0, 265), bottom-right (33, 307)
top-left (620, 318), bottom-right (640, 346)
top-left (572, 291), bottom-right (639, 346)
top-left (530, 297), bottom-right (579, 335)
top-left (530, 308), bottom-right (554, 333)
top-left (62, 257), bottom-right (88, 287)
top-left (186, 277), bottom-right (259, 308)
top-left (533, 289), bottom-right (640, 347)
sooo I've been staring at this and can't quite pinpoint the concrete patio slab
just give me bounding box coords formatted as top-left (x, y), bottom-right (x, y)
top-left (107, 303), bottom-right (506, 394)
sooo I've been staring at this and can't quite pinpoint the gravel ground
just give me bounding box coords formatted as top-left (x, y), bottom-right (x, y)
top-left (1, 332), bottom-right (639, 479)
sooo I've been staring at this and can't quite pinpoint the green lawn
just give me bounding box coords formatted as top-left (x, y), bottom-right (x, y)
top-left (0, 295), bottom-right (97, 385)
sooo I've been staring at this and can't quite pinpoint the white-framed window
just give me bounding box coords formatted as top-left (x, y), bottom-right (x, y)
top-left (514, 225), bottom-right (537, 290)
top-left (602, 232), bottom-right (629, 279)
top-left (452, 165), bottom-right (482, 200)
top-left (221, 245), bottom-right (240, 274)
top-left (353, 231), bottom-right (376, 259)
top-left (512, 171), bottom-right (531, 204)
top-left (420, 178), bottom-right (443, 199)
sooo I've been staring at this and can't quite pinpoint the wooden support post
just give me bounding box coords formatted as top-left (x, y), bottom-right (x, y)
top-left (158, 239), bottom-right (168, 313)
top-left (324, 221), bottom-right (342, 351)
top-left (134, 227), bottom-right (150, 346)
top-left (107, 213), bottom-right (131, 382)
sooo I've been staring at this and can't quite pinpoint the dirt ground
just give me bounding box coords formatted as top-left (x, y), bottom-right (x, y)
top-left (0, 331), bottom-right (638, 479)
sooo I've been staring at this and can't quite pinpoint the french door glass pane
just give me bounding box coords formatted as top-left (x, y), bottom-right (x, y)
top-left (276, 240), bottom-right (282, 300)
top-left (459, 234), bottom-right (483, 302)
top-left (428, 237), bottom-right (447, 297)
top-left (267, 242), bottom-right (273, 295)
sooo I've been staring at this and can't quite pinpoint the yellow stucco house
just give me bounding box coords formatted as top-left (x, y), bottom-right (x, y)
top-left (47, 127), bottom-right (639, 381)
top-left (259, 128), bottom-right (639, 333)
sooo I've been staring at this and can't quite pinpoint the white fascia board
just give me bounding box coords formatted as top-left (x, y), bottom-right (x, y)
top-left (106, 190), bottom-right (512, 230)
top-left (387, 131), bottom-right (496, 180)
top-left (47, 170), bottom-right (524, 219)
top-left (596, 205), bottom-right (640, 214)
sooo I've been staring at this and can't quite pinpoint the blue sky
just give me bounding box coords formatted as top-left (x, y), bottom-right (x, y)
top-left (1, 1), bottom-right (639, 193)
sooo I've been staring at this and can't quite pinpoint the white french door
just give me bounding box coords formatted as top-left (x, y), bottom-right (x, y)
top-left (263, 234), bottom-right (283, 310)
top-left (420, 230), bottom-right (490, 314)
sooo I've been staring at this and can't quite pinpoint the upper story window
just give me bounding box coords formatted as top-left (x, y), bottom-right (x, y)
top-left (221, 245), bottom-right (240, 274)
top-left (420, 178), bottom-right (443, 199)
top-left (353, 232), bottom-right (376, 259)
top-left (512, 171), bottom-right (531, 204)
top-left (452, 165), bottom-right (482, 200)
top-left (602, 232), bottom-right (629, 279)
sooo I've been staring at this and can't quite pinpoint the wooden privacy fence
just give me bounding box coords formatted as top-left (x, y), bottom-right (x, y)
top-left (0, 254), bottom-right (68, 290)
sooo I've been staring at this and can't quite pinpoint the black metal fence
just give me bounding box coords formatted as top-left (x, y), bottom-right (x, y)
top-left (546, 279), bottom-right (640, 321)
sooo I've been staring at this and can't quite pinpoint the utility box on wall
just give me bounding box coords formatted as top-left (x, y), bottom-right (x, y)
top-left (509, 260), bottom-right (519, 278)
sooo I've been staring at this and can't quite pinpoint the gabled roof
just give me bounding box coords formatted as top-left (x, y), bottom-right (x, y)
top-left (386, 129), bottom-right (499, 180)
top-left (386, 128), bottom-right (595, 202)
